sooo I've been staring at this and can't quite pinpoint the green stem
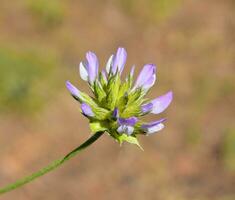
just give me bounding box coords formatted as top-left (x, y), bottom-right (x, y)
top-left (0, 131), bottom-right (104, 195)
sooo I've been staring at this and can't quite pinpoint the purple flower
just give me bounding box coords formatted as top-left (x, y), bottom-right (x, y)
top-left (79, 51), bottom-right (99, 85)
top-left (141, 118), bottom-right (166, 135)
top-left (118, 117), bottom-right (138, 126)
top-left (117, 125), bottom-right (134, 135)
top-left (141, 102), bottom-right (153, 113)
top-left (67, 47), bottom-right (173, 146)
top-left (117, 116), bottom-right (138, 135)
top-left (112, 108), bottom-right (119, 119)
top-left (130, 65), bottom-right (135, 77)
top-left (101, 70), bottom-right (107, 83)
top-left (66, 81), bottom-right (82, 100)
top-left (81, 103), bottom-right (94, 117)
top-left (141, 91), bottom-right (173, 115)
top-left (111, 47), bottom-right (127, 74)
top-left (134, 64), bottom-right (156, 91)
top-left (151, 91), bottom-right (173, 114)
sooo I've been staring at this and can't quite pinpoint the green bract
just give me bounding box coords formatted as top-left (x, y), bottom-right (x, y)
top-left (89, 72), bottom-right (144, 147)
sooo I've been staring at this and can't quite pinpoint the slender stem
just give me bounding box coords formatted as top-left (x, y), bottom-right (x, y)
top-left (0, 131), bottom-right (104, 195)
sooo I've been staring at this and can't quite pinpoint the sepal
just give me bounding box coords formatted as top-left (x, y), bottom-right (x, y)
top-left (117, 134), bottom-right (143, 150)
top-left (94, 80), bottom-right (106, 103)
top-left (89, 121), bottom-right (108, 133)
top-left (106, 73), bottom-right (121, 110)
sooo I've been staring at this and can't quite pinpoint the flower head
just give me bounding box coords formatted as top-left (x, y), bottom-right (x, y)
top-left (67, 47), bottom-right (173, 148)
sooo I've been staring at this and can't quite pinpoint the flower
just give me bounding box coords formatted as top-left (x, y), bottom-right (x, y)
top-left (133, 64), bottom-right (156, 91)
top-left (66, 47), bottom-right (173, 148)
top-left (79, 51), bottom-right (99, 85)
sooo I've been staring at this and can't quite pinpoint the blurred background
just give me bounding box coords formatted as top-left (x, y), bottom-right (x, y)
top-left (0, 0), bottom-right (235, 199)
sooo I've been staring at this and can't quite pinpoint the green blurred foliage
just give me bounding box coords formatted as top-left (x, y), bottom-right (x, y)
top-left (0, 46), bottom-right (57, 114)
top-left (185, 123), bottom-right (202, 148)
top-left (120, 0), bottom-right (183, 23)
top-left (222, 127), bottom-right (235, 172)
top-left (219, 78), bottom-right (235, 98)
top-left (26, 0), bottom-right (65, 28)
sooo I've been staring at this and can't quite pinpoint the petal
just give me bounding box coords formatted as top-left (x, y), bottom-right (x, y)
top-left (112, 108), bottom-right (119, 119)
top-left (106, 54), bottom-right (114, 74)
top-left (117, 125), bottom-right (134, 135)
top-left (66, 81), bottom-right (82, 100)
top-left (112, 47), bottom-right (127, 74)
top-left (101, 70), bottom-right (107, 82)
top-left (141, 118), bottom-right (166, 135)
top-left (118, 117), bottom-right (138, 126)
top-left (145, 123), bottom-right (165, 135)
top-left (86, 51), bottom-right (99, 84)
top-left (81, 103), bottom-right (94, 117)
top-left (79, 62), bottom-right (88, 81)
top-left (151, 91), bottom-right (173, 114)
top-left (141, 102), bottom-right (153, 113)
top-left (141, 118), bottom-right (166, 129)
top-left (130, 65), bottom-right (135, 77)
top-left (134, 64), bottom-right (156, 89)
top-left (142, 74), bottom-right (156, 90)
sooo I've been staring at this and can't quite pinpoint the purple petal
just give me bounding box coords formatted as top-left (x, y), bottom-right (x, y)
top-left (141, 102), bottom-right (153, 113)
top-left (134, 64), bottom-right (156, 90)
top-left (112, 108), bottom-right (119, 119)
top-left (101, 70), bottom-right (107, 82)
top-left (86, 51), bottom-right (99, 84)
top-left (141, 118), bottom-right (166, 135)
top-left (142, 74), bottom-right (156, 90)
top-left (118, 117), bottom-right (138, 126)
top-left (66, 81), bottom-right (82, 99)
top-left (117, 125), bottom-right (134, 135)
top-left (141, 118), bottom-right (166, 129)
top-left (145, 124), bottom-right (165, 135)
top-left (112, 47), bottom-right (127, 74)
top-left (130, 65), bottom-right (135, 77)
top-left (81, 103), bottom-right (94, 117)
top-left (151, 91), bottom-right (173, 114)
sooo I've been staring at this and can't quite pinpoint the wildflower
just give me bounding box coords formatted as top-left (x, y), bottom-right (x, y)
top-left (1, 47), bottom-right (176, 194)
top-left (66, 47), bottom-right (173, 148)
top-left (0, 47), bottom-right (174, 194)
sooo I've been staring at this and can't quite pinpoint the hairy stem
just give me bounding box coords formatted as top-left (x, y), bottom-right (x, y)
top-left (0, 131), bottom-right (104, 195)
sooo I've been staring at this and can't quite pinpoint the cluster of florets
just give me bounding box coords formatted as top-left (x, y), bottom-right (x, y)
top-left (66, 47), bottom-right (173, 147)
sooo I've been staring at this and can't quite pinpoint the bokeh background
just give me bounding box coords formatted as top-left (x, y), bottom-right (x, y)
top-left (0, 0), bottom-right (235, 199)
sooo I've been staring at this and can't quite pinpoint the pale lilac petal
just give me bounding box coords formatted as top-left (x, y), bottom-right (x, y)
top-left (146, 123), bottom-right (165, 135)
top-left (130, 65), bottom-right (135, 77)
top-left (106, 55), bottom-right (114, 74)
top-left (86, 51), bottom-right (99, 84)
top-left (117, 125), bottom-right (134, 135)
top-left (142, 74), bottom-right (156, 90)
top-left (66, 81), bottom-right (82, 100)
top-left (112, 108), bottom-right (119, 119)
top-left (141, 118), bottom-right (166, 135)
top-left (81, 103), bottom-right (94, 117)
top-left (118, 117), bottom-right (138, 126)
top-left (112, 47), bottom-right (127, 74)
top-left (134, 64), bottom-right (156, 89)
top-left (101, 70), bottom-right (107, 82)
top-left (141, 102), bottom-right (153, 113)
top-left (151, 91), bottom-right (173, 114)
top-left (79, 61), bottom-right (88, 81)
top-left (141, 118), bottom-right (166, 129)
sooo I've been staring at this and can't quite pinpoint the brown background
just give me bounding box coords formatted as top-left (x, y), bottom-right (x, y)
top-left (0, 0), bottom-right (235, 199)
